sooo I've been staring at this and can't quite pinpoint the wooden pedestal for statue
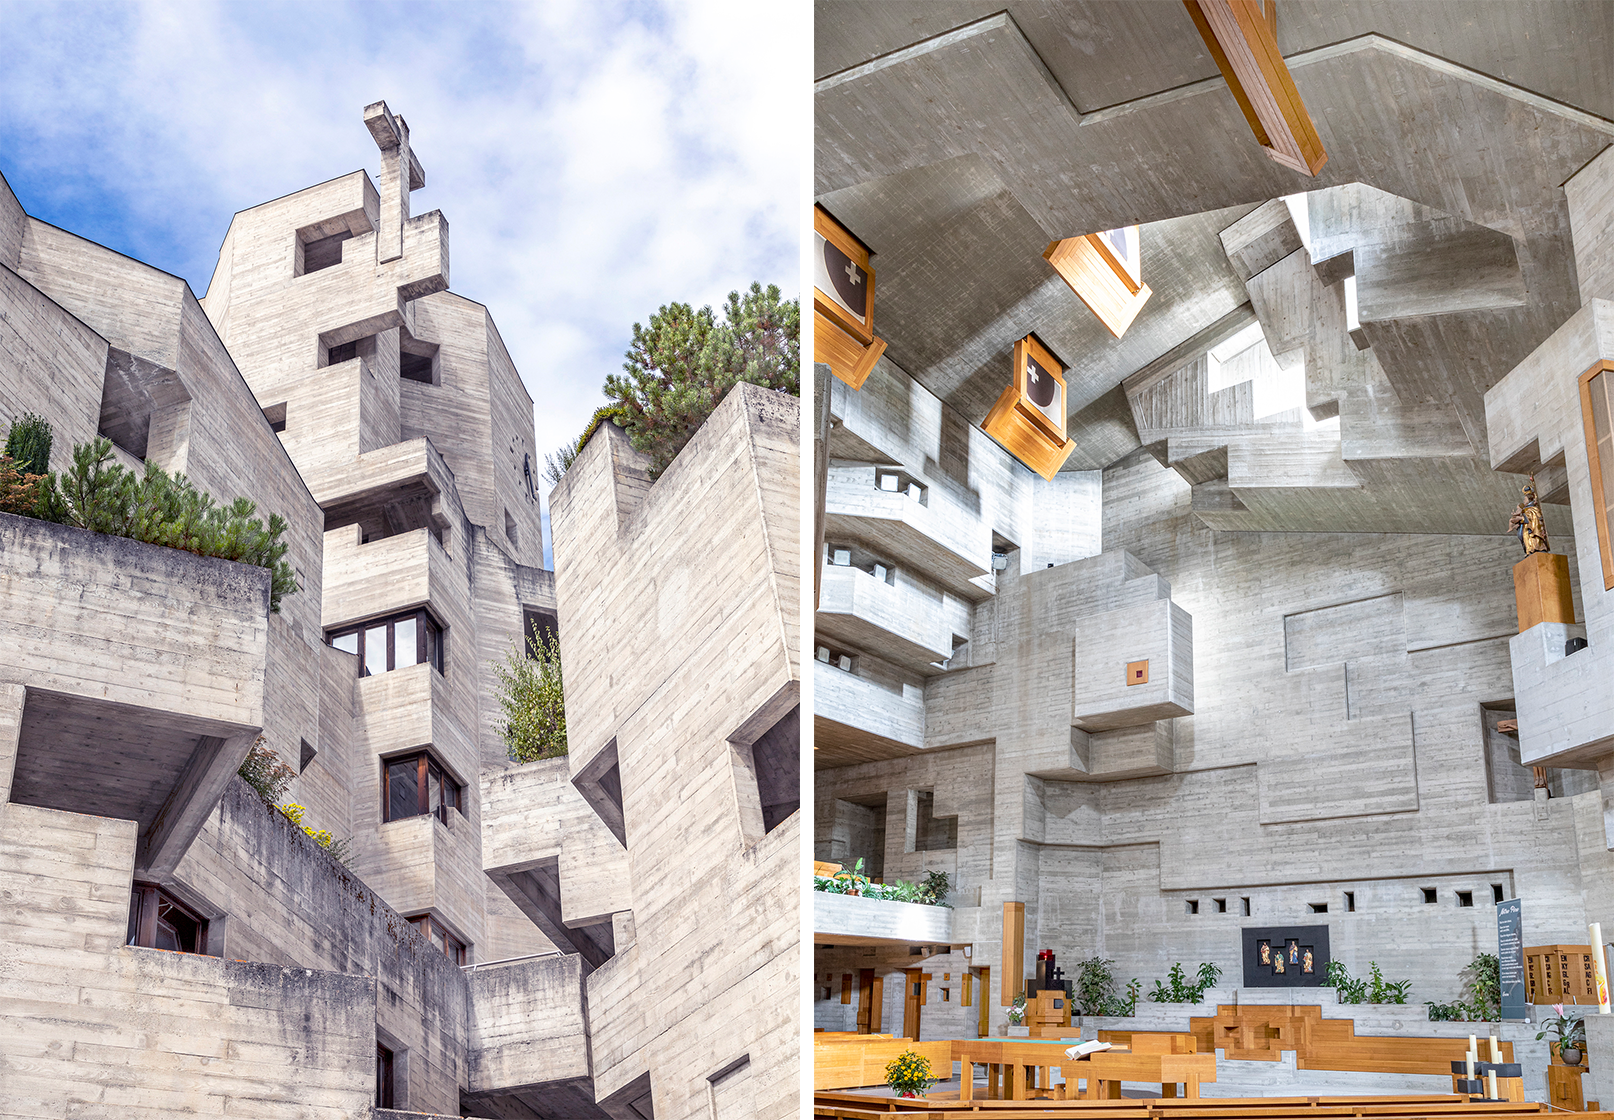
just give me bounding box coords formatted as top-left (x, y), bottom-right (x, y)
top-left (1027, 989), bottom-right (1073, 1038)
top-left (1515, 551), bottom-right (1574, 632)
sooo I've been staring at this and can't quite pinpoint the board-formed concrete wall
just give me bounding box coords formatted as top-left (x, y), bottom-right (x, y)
top-left (546, 382), bottom-right (801, 1120)
top-left (816, 346), bottom-right (1603, 1038)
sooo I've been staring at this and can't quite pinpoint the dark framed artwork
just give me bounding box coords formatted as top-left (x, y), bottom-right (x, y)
top-left (1242, 925), bottom-right (1330, 988)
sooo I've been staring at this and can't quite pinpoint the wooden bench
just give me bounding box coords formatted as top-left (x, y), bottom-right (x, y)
top-left (815, 1035), bottom-right (953, 1090)
top-left (813, 1089), bottom-right (1607, 1120)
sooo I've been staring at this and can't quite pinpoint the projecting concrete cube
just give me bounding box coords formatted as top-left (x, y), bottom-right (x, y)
top-left (1072, 599), bottom-right (1193, 731)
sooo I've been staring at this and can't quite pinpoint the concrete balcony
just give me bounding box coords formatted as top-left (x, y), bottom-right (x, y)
top-left (464, 953), bottom-right (594, 1111)
top-left (813, 891), bottom-right (955, 946)
top-left (480, 757), bottom-right (628, 969)
top-left (817, 564), bottom-right (956, 674)
top-left (0, 512), bottom-right (269, 877)
top-left (813, 660), bottom-right (923, 764)
top-left (825, 464), bottom-right (994, 601)
top-left (323, 523), bottom-right (456, 630)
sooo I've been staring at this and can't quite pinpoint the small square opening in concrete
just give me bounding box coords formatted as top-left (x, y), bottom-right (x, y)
top-left (1214, 898), bottom-right (1227, 913)
top-left (1492, 883), bottom-right (1505, 904)
top-left (1457, 890), bottom-right (1474, 907)
top-left (1126, 659), bottom-right (1149, 686)
top-left (1186, 899), bottom-right (1199, 915)
top-left (1422, 887), bottom-right (1438, 903)
top-left (1309, 902), bottom-right (1328, 913)
top-left (262, 402), bottom-right (287, 433)
top-left (1241, 897), bottom-right (1251, 915)
top-left (1344, 891), bottom-right (1355, 911)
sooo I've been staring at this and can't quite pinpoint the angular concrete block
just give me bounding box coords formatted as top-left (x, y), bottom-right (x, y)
top-left (1073, 599), bottom-right (1193, 731)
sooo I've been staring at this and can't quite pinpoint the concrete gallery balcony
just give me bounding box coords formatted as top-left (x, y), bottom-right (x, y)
top-left (824, 464), bottom-right (994, 601)
top-left (813, 659), bottom-right (923, 762)
top-left (813, 890), bottom-right (955, 946)
top-left (0, 512), bottom-right (269, 877)
top-left (816, 564), bottom-right (956, 673)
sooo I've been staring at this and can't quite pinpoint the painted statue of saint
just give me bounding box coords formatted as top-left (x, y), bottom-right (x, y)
top-left (1302, 949), bottom-right (1314, 974)
top-left (1509, 477), bottom-right (1549, 556)
top-left (1273, 954), bottom-right (1285, 974)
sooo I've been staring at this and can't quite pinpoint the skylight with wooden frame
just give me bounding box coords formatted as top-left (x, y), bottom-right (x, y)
top-left (1044, 227), bottom-right (1153, 339)
top-left (1578, 359), bottom-right (1614, 590)
top-left (1185, 0), bottom-right (1328, 176)
top-left (982, 334), bottom-right (1077, 481)
top-left (813, 205), bottom-right (887, 389)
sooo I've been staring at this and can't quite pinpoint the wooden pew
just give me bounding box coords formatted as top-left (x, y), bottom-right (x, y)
top-left (1186, 1006), bottom-right (1517, 1076)
top-left (814, 1035), bottom-right (953, 1090)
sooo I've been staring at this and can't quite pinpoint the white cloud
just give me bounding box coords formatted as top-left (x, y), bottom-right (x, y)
top-left (0, 0), bottom-right (804, 567)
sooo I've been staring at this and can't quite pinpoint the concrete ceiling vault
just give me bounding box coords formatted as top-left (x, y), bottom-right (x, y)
top-left (816, 1), bottom-right (1614, 531)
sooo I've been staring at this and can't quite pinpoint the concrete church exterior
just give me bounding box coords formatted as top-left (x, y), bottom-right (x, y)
top-left (812, 2), bottom-right (1614, 1110)
top-left (0, 101), bottom-right (798, 1118)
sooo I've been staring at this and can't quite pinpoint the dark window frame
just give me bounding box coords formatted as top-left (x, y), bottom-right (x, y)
top-left (408, 913), bottom-right (468, 966)
top-left (382, 749), bottom-right (463, 826)
top-left (327, 609), bottom-right (444, 677)
top-left (127, 883), bottom-right (208, 955)
top-left (376, 1042), bottom-right (394, 1108)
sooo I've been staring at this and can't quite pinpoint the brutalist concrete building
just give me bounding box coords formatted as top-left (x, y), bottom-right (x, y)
top-left (0, 100), bottom-right (798, 1120)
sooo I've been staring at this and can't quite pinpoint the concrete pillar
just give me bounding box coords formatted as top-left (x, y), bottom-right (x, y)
top-left (0, 683), bottom-right (22, 803)
top-left (136, 730), bottom-right (259, 879)
top-left (1566, 144), bottom-right (1614, 305)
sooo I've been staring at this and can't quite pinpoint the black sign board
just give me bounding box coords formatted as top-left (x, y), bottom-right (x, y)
top-left (1498, 898), bottom-right (1526, 1020)
top-left (1242, 925), bottom-right (1331, 988)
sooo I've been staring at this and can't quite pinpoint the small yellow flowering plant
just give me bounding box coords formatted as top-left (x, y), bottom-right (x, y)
top-left (885, 1049), bottom-right (936, 1098)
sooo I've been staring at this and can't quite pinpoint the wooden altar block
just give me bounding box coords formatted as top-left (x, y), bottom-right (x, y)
top-left (1515, 551), bottom-right (1575, 631)
top-left (1549, 1061), bottom-right (1588, 1111)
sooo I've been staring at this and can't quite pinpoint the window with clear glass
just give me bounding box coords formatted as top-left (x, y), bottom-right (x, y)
top-left (383, 750), bottom-right (462, 826)
top-left (127, 883), bottom-right (207, 954)
top-left (327, 610), bottom-right (443, 676)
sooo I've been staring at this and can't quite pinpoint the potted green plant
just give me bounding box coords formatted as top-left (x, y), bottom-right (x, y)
top-left (884, 1049), bottom-right (936, 1098)
top-left (1005, 992), bottom-right (1029, 1035)
top-left (1537, 1004), bottom-right (1587, 1065)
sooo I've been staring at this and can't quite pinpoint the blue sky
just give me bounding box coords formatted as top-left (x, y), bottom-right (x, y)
top-left (0, 0), bottom-right (805, 566)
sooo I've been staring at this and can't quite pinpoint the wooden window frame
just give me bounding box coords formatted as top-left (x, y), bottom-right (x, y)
top-left (327, 609), bottom-right (445, 677)
top-left (382, 749), bottom-right (463, 826)
top-left (1578, 359), bottom-right (1614, 589)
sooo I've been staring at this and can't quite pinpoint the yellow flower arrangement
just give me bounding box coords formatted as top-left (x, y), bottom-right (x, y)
top-left (884, 1049), bottom-right (936, 1097)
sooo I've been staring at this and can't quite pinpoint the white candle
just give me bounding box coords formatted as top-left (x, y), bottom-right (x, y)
top-left (1487, 1070), bottom-right (1498, 1099)
top-left (1466, 1055), bottom-right (1474, 1081)
top-left (1469, 1034), bottom-right (1477, 1054)
top-left (1592, 923), bottom-right (1611, 1013)
top-left (1489, 1035), bottom-right (1500, 1062)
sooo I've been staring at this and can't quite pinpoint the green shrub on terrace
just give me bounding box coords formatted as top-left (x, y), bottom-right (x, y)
top-left (4, 412), bottom-right (53, 475)
top-left (26, 438), bottom-right (299, 611)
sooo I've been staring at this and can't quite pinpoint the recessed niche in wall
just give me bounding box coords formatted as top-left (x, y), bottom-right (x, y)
top-left (1457, 891), bottom-right (1474, 907)
top-left (1344, 891), bottom-right (1355, 912)
top-left (1422, 888), bottom-right (1438, 904)
top-left (912, 790), bottom-right (957, 852)
top-left (1492, 884), bottom-right (1505, 904)
top-left (1242, 897), bottom-right (1251, 916)
top-left (1309, 902), bottom-right (1328, 913)
top-left (1187, 899), bottom-right (1200, 915)
top-left (262, 401), bottom-right (287, 434)
top-left (1214, 898), bottom-right (1227, 913)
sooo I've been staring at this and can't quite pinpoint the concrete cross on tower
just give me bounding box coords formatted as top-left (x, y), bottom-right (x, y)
top-left (363, 100), bottom-right (426, 265)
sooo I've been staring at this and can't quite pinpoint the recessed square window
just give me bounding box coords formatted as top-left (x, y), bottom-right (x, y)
top-left (262, 401), bottom-right (287, 434)
top-left (1492, 883), bottom-right (1505, 904)
top-left (383, 750), bottom-right (463, 826)
top-left (127, 883), bottom-right (208, 954)
top-left (1214, 898), bottom-right (1227, 913)
top-left (1457, 891), bottom-right (1474, 908)
top-left (1241, 897), bottom-right (1251, 916)
top-left (1309, 902), bottom-right (1328, 914)
top-left (1422, 888), bottom-right (1438, 904)
top-left (1186, 899), bottom-right (1199, 915)
top-left (1344, 891), bottom-right (1355, 912)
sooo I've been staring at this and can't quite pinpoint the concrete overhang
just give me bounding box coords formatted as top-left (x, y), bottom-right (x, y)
top-left (813, 891), bottom-right (956, 947)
